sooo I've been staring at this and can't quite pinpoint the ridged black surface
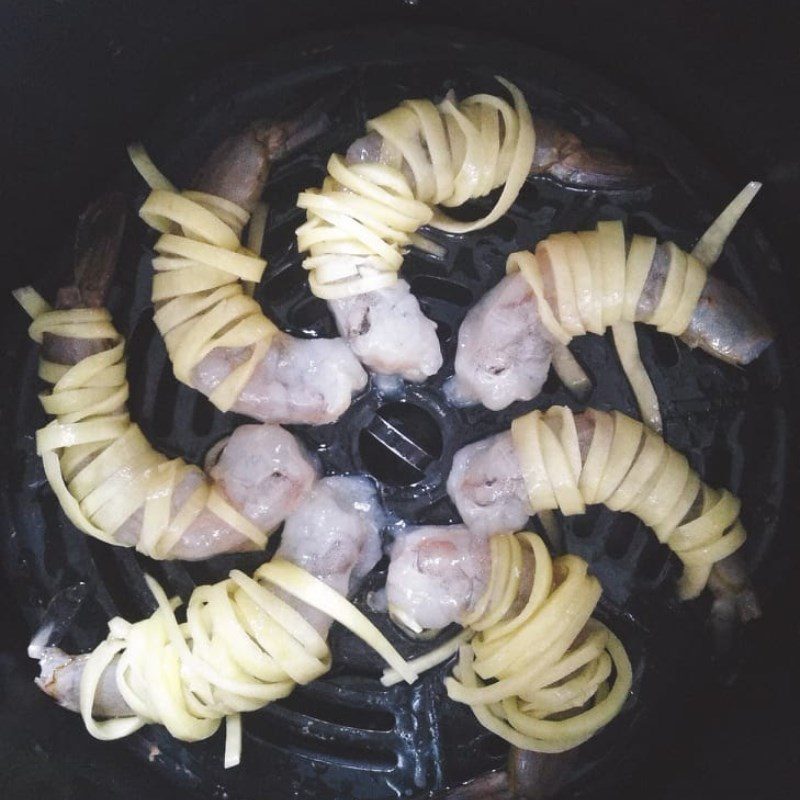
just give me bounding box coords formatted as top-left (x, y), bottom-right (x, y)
top-left (0, 32), bottom-right (790, 800)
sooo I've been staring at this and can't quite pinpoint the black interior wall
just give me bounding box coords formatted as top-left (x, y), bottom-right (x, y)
top-left (3, 0), bottom-right (800, 293)
top-left (1, 2), bottom-right (798, 798)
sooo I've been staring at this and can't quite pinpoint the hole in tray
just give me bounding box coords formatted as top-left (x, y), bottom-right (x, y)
top-left (360, 402), bottom-right (443, 486)
top-left (278, 687), bottom-right (396, 732)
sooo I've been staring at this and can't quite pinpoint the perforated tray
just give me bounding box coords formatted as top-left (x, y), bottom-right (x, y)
top-left (0, 29), bottom-right (789, 800)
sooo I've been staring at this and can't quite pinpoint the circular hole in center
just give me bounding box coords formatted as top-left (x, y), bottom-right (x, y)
top-left (359, 401), bottom-right (444, 486)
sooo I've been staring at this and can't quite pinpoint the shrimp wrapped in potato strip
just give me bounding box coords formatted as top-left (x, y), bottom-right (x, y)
top-left (296, 77), bottom-right (535, 380)
top-left (385, 528), bottom-right (631, 753)
top-left (450, 184), bottom-right (772, 430)
top-left (35, 477), bottom-right (416, 768)
top-left (14, 292), bottom-right (317, 559)
top-left (448, 532), bottom-right (631, 753)
top-left (297, 77), bottom-right (535, 300)
top-left (449, 406), bottom-right (750, 603)
top-left (13, 195), bottom-right (317, 559)
top-left (130, 102), bottom-right (367, 426)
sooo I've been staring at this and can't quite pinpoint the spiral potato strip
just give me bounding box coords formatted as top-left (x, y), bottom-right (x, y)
top-left (296, 77), bottom-right (535, 299)
top-left (130, 146), bottom-right (277, 413)
top-left (511, 406), bottom-right (746, 599)
top-left (509, 223), bottom-right (708, 342)
top-left (12, 290), bottom-right (267, 557)
top-left (508, 222), bottom-right (708, 431)
top-left (80, 562), bottom-right (418, 767)
top-left (445, 532), bottom-right (631, 753)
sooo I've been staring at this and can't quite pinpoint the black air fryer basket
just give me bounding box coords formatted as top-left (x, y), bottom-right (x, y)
top-left (2, 5), bottom-right (799, 800)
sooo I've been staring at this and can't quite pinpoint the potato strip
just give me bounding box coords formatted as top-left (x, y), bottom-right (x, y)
top-left (692, 181), bottom-right (762, 268)
top-left (81, 567), bottom-right (416, 766)
top-left (510, 181), bottom-right (759, 430)
top-left (13, 292), bottom-right (269, 557)
top-left (297, 77), bottom-right (535, 300)
top-left (510, 407), bottom-right (746, 599)
top-left (508, 223), bottom-right (706, 431)
top-left (444, 532), bottom-right (632, 752)
top-left (130, 151), bottom-right (277, 413)
top-left (381, 630), bottom-right (472, 688)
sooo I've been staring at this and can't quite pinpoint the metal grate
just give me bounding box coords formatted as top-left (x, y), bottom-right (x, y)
top-left (0, 32), bottom-right (789, 800)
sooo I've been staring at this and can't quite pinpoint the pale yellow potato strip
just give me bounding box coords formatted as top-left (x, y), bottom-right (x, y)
top-left (511, 406), bottom-right (747, 600)
top-left (79, 562), bottom-right (417, 767)
top-left (510, 187), bottom-right (754, 430)
top-left (445, 532), bottom-right (632, 753)
top-left (12, 290), bottom-right (274, 559)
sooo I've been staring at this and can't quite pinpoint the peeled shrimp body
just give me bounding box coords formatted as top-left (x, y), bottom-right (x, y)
top-left (449, 406), bottom-right (748, 602)
top-left (445, 271), bottom-right (554, 409)
top-left (275, 476), bottom-right (384, 631)
top-left (447, 430), bottom-right (533, 537)
top-left (329, 279), bottom-right (443, 382)
top-left (191, 332), bottom-right (367, 425)
top-left (452, 202), bottom-right (773, 429)
top-left (387, 525), bottom-right (491, 633)
top-left (34, 477), bottom-right (415, 768)
top-left (298, 79), bottom-right (649, 303)
top-left (130, 112), bottom-right (367, 425)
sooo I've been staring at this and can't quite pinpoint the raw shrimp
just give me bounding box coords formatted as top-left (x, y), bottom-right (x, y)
top-left (191, 333), bottom-right (367, 426)
top-left (452, 212), bottom-right (773, 429)
top-left (448, 406), bottom-right (758, 618)
top-left (386, 530), bottom-right (632, 754)
top-left (297, 79), bottom-right (646, 382)
top-left (328, 279), bottom-right (443, 382)
top-left (445, 272), bottom-right (553, 410)
top-left (274, 475), bottom-right (384, 632)
top-left (447, 430), bottom-right (533, 537)
top-left (387, 525), bottom-right (491, 633)
top-left (33, 476), bottom-right (415, 766)
top-left (131, 96), bottom-right (368, 426)
top-left (13, 195), bottom-right (317, 560)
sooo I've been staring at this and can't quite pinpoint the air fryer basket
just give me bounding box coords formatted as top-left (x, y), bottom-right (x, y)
top-left (0, 29), bottom-right (792, 800)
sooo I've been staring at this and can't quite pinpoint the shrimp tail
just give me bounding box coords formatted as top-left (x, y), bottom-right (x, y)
top-left (508, 747), bottom-right (576, 798)
top-left (28, 582), bottom-right (91, 661)
top-left (531, 118), bottom-right (659, 189)
top-left (35, 647), bottom-right (133, 718)
top-left (430, 748), bottom-right (574, 799)
top-left (707, 554), bottom-right (762, 657)
top-left (266, 81), bottom-right (351, 162)
top-left (36, 647), bottom-right (89, 713)
top-left (28, 585), bottom-right (101, 713)
top-left (194, 82), bottom-right (350, 211)
top-left (43, 192), bottom-right (127, 365)
top-left (60, 190), bottom-right (127, 310)
top-left (680, 275), bottom-right (773, 365)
